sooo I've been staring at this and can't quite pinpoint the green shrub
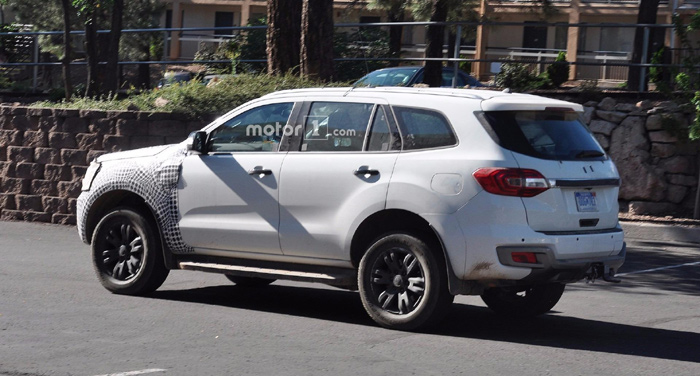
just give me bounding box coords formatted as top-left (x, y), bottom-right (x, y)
top-left (194, 39), bottom-right (242, 74)
top-left (32, 73), bottom-right (347, 117)
top-left (494, 60), bottom-right (551, 91)
top-left (545, 51), bottom-right (569, 88)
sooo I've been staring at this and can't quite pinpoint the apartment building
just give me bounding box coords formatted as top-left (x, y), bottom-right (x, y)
top-left (160, 0), bottom-right (700, 81)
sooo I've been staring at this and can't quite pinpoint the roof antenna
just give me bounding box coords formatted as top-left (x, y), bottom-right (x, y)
top-left (502, 88), bottom-right (511, 93)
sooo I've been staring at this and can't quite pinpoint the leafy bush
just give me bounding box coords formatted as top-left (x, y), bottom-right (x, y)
top-left (32, 73), bottom-right (347, 117)
top-left (494, 60), bottom-right (550, 91)
top-left (672, 12), bottom-right (700, 140)
top-left (239, 17), bottom-right (268, 74)
top-left (194, 39), bottom-right (242, 74)
top-left (649, 47), bottom-right (672, 93)
top-left (545, 51), bottom-right (570, 88)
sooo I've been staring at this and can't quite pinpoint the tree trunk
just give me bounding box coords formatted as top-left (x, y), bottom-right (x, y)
top-left (59, 0), bottom-right (72, 100)
top-left (266, 0), bottom-right (302, 75)
top-left (300, 0), bottom-right (334, 81)
top-left (103, 0), bottom-right (124, 94)
top-left (84, 9), bottom-right (99, 97)
top-left (424, 0), bottom-right (449, 87)
top-left (388, 10), bottom-right (405, 67)
top-left (628, 0), bottom-right (661, 91)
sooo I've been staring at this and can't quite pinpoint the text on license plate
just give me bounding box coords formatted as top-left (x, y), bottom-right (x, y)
top-left (575, 191), bottom-right (598, 212)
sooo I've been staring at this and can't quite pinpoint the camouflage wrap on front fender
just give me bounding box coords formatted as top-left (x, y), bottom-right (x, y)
top-left (76, 144), bottom-right (195, 254)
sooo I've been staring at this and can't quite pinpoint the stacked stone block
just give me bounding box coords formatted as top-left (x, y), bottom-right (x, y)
top-left (0, 106), bottom-right (207, 225)
top-left (584, 97), bottom-right (699, 216)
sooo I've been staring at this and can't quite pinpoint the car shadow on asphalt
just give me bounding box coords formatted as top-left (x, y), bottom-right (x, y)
top-left (149, 284), bottom-right (700, 364)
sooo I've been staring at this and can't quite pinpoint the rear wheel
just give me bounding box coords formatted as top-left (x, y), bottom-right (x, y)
top-left (358, 233), bottom-right (453, 331)
top-left (225, 275), bottom-right (276, 287)
top-left (91, 208), bottom-right (169, 295)
top-left (481, 283), bottom-right (565, 317)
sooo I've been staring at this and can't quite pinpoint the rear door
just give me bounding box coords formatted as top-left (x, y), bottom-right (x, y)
top-left (278, 99), bottom-right (401, 261)
top-left (481, 110), bottom-right (620, 233)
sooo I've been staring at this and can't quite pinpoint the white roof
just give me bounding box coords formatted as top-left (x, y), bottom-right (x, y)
top-left (262, 87), bottom-right (583, 112)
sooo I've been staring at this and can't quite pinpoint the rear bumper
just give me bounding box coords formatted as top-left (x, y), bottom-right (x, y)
top-left (496, 242), bottom-right (626, 284)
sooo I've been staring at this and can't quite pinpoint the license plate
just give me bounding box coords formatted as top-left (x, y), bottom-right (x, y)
top-left (575, 191), bottom-right (598, 212)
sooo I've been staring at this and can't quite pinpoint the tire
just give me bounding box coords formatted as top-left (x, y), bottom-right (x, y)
top-left (481, 283), bottom-right (566, 317)
top-left (91, 208), bottom-right (169, 295)
top-left (358, 233), bottom-right (454, 331)
top-left (225, 275), bottom-right (276, 287)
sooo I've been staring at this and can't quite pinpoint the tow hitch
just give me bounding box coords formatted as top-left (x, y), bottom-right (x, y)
top-left (585, 263), bottom-right (621, 283)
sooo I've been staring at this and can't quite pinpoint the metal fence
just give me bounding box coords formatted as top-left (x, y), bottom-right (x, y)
top-left (0, 20), bottom-right (693, 92)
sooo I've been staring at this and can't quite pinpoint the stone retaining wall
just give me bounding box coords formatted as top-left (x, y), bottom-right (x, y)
top-left (0, 106), bottom-right (208, 225)
top-left (0, 98), bottom-right (698, 225)
top-left (582, 97), bottom-right (699, 216)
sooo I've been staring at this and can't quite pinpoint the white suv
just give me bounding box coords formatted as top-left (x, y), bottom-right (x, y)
top-left (78, 87), bottom-right (625, 330)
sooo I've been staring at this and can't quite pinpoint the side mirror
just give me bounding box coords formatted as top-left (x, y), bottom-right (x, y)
top-left (186, 131), bottom-right (208, 154)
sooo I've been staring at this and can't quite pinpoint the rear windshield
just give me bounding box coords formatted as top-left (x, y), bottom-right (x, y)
top-left (482, 111), bottom-right (606, 161)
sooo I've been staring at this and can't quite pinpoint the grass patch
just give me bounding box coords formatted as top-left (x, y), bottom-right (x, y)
top-left (32, 74), bottom-right (348, 118)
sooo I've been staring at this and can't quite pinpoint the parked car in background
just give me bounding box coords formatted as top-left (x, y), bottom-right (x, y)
top-left (78, 87), bottom-right (625, 331)
top-left (354, 66), bottom-right (485, 88)
top-left (156, 71), bottom-right (193, 89)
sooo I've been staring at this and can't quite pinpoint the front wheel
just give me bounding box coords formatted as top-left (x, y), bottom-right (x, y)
top-left (358, 233), bottom-right (453, 331)
top-left (91, 208), bottom-right (169, 295)
top-left (480, 283), bottom-right (565, 317)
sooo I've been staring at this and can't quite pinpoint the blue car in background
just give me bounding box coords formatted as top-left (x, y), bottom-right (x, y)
top-left (354, 66), bottom-right (485, 88)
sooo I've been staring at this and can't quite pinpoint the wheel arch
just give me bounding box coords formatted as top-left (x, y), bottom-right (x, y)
top-left (85, 190), bottom-right (175, 269)
top-left (350, 209), bottom-right (466, 295)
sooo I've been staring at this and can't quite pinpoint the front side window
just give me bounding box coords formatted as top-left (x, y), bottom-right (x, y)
top-left (483, 111), bottom-right (606, 161)
top-left (209, 102), bottom-right (294, 152)
top-left (301, 102), bottom-right (373, 152)
top-left (392, 106), bottom-right (457, 150)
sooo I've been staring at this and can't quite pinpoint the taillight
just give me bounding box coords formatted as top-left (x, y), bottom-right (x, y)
top-left (472, 168), bottom-right (549, 197)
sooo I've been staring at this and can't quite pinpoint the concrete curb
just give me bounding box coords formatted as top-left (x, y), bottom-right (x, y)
top-left (621, 221), bottom-right (700, 244)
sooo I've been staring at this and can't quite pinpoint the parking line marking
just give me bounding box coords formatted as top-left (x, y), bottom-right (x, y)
top-left (617, 261), bottom-right (700, 276)
top-left (93, 369), bottom-right (167, 376)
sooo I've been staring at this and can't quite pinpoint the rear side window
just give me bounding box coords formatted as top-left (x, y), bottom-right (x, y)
top-left (483, 111), bottom-right (606, 161)
top-left (392, 107), bottom-right (457, 150)
top-left (301, 102), bottom-right (373, 152)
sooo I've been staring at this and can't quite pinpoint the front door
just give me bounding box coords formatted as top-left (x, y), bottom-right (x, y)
top-left (178, 101), bottom-right (296, 254)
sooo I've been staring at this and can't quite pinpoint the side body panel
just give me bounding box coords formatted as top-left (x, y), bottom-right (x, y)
top-left (178, 153), bottom-right (286, 254)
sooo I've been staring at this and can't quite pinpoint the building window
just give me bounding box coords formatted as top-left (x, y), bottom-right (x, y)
top-left (523, 21), bottom-right (547, 50)
top-left (215, 12), bottom-right (234, 36)
top-left (554, 24), bottom-right (568, 50)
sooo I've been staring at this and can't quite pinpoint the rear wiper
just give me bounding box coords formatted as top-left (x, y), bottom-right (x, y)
top-left (575, 150), bottom-right (604, 159)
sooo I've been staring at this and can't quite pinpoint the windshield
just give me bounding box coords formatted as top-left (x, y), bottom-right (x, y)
top-left (483, 111), bottom-right (606, 161)
top-left (355, 68), bottom-right (420, 87)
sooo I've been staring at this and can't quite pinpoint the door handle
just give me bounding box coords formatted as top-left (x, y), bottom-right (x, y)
top-left (354, 168), bottom-right (379, 176)
top-left (248, 168), bottom-right (273, 176)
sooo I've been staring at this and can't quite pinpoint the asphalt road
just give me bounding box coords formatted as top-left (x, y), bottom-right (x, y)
top-left (1, 221), bottom-right (699, 376)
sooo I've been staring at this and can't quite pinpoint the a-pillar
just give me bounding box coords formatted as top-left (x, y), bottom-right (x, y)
top-left (473, 0), bottom-right (490, 81)
top-left (169, 1), bottom-right (183, 60)
top-left (566, 0), bottom-right (581, 81)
